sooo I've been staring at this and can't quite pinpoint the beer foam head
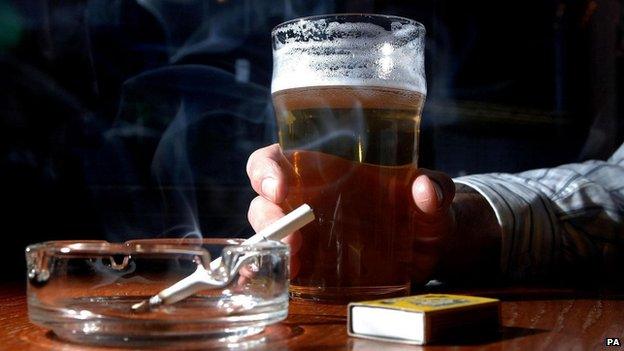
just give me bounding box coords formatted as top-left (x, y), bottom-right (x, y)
top-left (271, 15), bottom-right (426, 94)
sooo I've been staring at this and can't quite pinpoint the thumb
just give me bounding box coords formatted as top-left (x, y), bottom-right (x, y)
top-left (412, 173), bottom-right (452, 216)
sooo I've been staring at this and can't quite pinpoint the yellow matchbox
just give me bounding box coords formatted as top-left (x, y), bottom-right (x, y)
top-left (347, 294), bottom-right (500, 345)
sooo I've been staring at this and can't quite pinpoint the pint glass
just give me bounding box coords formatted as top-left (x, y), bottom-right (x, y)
top-left (271, 14), bottom-right (426, 301)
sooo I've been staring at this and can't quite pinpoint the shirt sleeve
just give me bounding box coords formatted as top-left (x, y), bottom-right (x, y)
top-left (454, 143), bottom-right (624, 281)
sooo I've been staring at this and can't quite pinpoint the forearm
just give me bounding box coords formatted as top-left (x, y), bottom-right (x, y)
top-left (452, 146), bottom-right (624, 282)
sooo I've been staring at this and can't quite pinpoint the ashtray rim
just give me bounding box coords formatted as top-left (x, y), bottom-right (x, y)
top-left (25, 238), bottom-right (289, 256)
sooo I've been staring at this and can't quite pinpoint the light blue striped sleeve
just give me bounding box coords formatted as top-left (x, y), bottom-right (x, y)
top-left (454, 143), bottom-right (624, 281)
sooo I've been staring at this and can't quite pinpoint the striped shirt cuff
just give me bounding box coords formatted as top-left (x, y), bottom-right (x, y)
top-left (454, 174), bottom-right (559, 281)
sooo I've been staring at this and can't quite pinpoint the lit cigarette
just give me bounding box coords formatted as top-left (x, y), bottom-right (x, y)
top-left (131, 204), bottom-right (314, 311)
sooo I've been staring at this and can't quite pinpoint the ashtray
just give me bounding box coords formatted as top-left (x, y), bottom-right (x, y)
top-left (25, 238), bottom-right (290, 347)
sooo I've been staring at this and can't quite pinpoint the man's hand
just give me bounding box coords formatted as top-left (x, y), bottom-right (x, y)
top-left (246, 144), bottom-right (303, 277)
top-left (246, 143), bottom-right (501, 283)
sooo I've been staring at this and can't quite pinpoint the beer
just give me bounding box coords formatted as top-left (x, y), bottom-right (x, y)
top-left (271, 14), bottom-right (426, 301)
top-left (273, 85), bottom-right (425, 301)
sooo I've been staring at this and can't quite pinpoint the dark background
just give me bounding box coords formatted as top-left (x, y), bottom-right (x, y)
top-left (1, 0), bottom-right (623, 280)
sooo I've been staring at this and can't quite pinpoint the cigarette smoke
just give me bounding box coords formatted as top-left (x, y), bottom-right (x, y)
top-left (83, 0), bottom-right (335, 241)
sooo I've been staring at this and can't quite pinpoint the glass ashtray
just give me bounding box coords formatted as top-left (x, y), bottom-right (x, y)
top-left (25, 239), bottom-right (289, 347)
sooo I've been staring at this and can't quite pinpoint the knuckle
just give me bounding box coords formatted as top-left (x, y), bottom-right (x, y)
top-left (245, 155), bottom-right (254, 177)
top-left (250, 166), bottom-right (265, 183)
top-left (247, 196), bottom-right (263, 223)
top-left (246, 144), bottom-right (275, 176)
top-left (248, 157), bottom-right (282, 185)
top-left (246, 148), bottom-right (262, 175)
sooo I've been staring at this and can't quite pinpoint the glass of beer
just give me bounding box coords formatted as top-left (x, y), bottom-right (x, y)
top-left (271, 14), bottom-right (426, 302)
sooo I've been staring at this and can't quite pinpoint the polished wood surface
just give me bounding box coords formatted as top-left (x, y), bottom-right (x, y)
top-left (1, 283), bottom-right (623, 350)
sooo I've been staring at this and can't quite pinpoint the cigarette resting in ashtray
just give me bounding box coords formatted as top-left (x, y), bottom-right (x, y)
top-left (131, 204), bottom-right (315, 312)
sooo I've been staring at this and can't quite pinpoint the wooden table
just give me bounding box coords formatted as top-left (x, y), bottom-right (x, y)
top-left (2, 282), bottom-right (623, 350)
